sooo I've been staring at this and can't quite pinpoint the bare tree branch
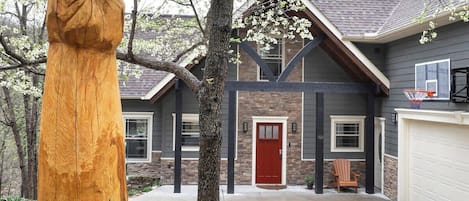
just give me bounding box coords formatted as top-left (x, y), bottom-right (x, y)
top-left (189, 0), bottom-right (206, 37)
top-left (168, 0), bottom-right (191, 7)
top-left (116, 51), bottom-right (201, 93)
top-left (0, 34), bottom-right (27, 64)
top-left (0, 33), bottom-right (46, 74)
top-left (0, 11), bottom-right (19, 18)
top-left (172, 41), bottom-right (204, 63)
top-left (0, 58), bottom-right (47, 71)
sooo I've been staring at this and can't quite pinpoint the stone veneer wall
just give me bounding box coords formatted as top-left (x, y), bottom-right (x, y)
top-left (237, 36), bottom-right (304, 185)
top-left (384, 155), bottom-right (397, 201)
top-left (126, 152), bottom-right (162, 178)
top-left (126, 35), bottom-right (368, 188)
top-left (127, 152), bottom-right (366, 187)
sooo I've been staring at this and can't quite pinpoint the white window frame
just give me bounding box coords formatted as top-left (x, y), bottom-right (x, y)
top-left (415, 58), bottom-right (450, 100)
top-left (172, 113), bottom-right (200, 152)
top-left (123, 112), bottom-right (153, 163)
top-left (257, 38), bottom-right (285, 81)
top-left (330, 115), bottom-right (365, 152)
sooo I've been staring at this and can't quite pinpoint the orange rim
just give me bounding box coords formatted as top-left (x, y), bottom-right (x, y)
top-left (403, 89), bottom-right (434, 97)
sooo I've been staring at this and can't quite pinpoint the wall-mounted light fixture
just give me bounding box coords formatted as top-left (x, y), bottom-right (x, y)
top-left (391, 112), bottom-right (398, 124)
top-left (242, 122), bottom-right (248, 133)
top-left (292, 122), bottom-right (297, 133)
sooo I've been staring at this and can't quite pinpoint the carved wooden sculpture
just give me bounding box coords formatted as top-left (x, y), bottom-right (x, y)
top-left (38, 0), bottom-right (127, 200)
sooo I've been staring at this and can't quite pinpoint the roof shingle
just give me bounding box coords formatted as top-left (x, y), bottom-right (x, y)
top-left (311, 0), bottom-right (401, 36)
top-left (119, 66), bottom-right (168, 98)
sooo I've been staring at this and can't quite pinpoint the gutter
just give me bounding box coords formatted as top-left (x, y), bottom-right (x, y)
top-left (342, 9), bottom-right (463, 43)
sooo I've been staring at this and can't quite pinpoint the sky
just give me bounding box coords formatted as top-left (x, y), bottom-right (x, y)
top-left (122, 0), bottom-right (245, 15)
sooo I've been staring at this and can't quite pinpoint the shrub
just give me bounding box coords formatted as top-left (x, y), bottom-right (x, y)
top-left (142, 186), bottom-right (153, 192)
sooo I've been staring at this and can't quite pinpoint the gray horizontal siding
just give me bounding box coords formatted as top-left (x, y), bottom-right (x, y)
top-left (121, 99), bottom-right (161, 151)
top-left (159, 63), bottom-right (231, 158)
top-left (121, 55), bottom-right (236, 159)
top-left (303, 47), bottom-right (377, 159)
top-left (382, 21), bottom-right (469, 157)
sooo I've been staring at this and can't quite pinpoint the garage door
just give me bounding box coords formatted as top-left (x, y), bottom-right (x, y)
top-left (407, 120), bottom-right (469, 201)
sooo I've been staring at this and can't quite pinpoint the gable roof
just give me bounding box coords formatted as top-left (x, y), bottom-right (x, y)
top-left (119, 15), bottom-right (202, 99)
top-left (310, 0), bottom-right (401, 36)
top-left (313, 0), bottom-right (469, 42)
top-left (300, 0), bottom-right (390, 93)
top-left (129, 0), bottom-right (469, 99)
top-left (126, 0), bottom-right (392, 100)
top-left (119, 67), bottom-right (168, 99)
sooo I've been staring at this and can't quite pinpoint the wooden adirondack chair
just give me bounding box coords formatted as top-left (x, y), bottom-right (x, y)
top-left (332, 159), bottom-right (360, 193)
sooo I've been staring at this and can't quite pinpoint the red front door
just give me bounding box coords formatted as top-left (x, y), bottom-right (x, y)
top-left (256, 123), bottom-right (282, 184)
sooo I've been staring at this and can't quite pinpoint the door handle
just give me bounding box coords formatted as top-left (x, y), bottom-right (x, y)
top-left (279, 149), bottom-right (282, 160)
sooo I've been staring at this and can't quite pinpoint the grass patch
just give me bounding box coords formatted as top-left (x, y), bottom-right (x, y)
top-left (142, 186), bottom-right (153, 192)
top-left (127, 176), bottom-right (160, 196)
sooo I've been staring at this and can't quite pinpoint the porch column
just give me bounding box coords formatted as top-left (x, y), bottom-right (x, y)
top-left (174, 79), bottom-right (182, 193)
top-left (315, 92), bottom-right (324, 194)
top-left (227, 90), bottom-right (236, 194)
top-left (365, 92), bottom-right (375, 194)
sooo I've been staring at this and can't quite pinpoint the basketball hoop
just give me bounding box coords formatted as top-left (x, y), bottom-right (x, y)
top-left (403, 89), bottom-right (434, 109)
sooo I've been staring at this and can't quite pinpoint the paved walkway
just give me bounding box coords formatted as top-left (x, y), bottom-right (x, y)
top-left (130, 185), bottom-right (390, 201)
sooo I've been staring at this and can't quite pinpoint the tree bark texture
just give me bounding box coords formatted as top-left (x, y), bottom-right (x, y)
top-left (38, 0), bottom-right (127, 200)
top-left (1, 87), bottom-right (28, 198)
top-left (197, 0), bottom-right (233, 201)
top-left (23, 72), bottom-right (39, 199)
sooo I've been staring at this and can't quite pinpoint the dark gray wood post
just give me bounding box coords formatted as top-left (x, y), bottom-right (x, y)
top-left (227, 90), bottom-right (236, 194)
top-left (174, 79), bottom-right (182, 193)
top-left (315, 92), bottom-right (324, 194)
top-left (365, 92), bottom-right (375, 194)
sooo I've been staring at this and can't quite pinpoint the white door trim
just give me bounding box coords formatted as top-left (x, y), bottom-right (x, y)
top-left (251, 116), bottom-right (288, 185)
top-left (375, 117), bottom-right (385, 194)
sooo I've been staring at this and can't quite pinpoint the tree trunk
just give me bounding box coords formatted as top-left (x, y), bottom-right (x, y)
top-left (2, 87), bottom-right (28, 198)
top-left (197, 1), bottom-right (233, 201)
top-left (29, 74), bottom-right (39, 199)
top-left (23, 75), bottom-right (33, 199)
top-left (0, 134), bottom-right (6, 193)
top-left (38, 1), bottom-right (127, 200)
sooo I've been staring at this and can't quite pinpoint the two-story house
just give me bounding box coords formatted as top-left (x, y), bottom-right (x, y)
top-left (120, 1), bottom-right (469, 201)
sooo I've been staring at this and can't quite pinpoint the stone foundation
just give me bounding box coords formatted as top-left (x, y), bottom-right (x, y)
top-left (127, 152), bottom-right (367, 188)
top-left (383, 155), bottom-right (397, 201)
top-left (126, 152), bottom-right (162, 178)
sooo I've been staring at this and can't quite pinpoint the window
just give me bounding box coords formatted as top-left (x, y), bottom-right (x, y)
top-left (258, 124), bottom-right (280, 140)
top-left (123, 112), bottom-right (153, 162)
top-left (258, 39), bottom-right (283, 80)
top-left (173, 113), bottom-right (200, 151)
top-left (415, 59), bottom-right (450, 100)
top-left (330, 116), bottom-right (365, 152)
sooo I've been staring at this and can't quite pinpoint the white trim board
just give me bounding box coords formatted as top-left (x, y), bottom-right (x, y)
top-left (122, 112), bottom-right (154, 163)
top-left (251, 116), bottom-right (288, 185)
top-left (330, 115), bottom-right (366, 152)
top-left (375, 117), bottom-right (385, 194)
top-left (384, 154), bottom-right (398, 160)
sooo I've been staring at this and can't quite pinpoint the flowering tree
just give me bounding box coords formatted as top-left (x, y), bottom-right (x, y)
top-left (418, 0), bottom-right (469, 44)
top-left (0, 0), bottom-right (46, 198)
top-left (0, 0), bottom-right (314, 200)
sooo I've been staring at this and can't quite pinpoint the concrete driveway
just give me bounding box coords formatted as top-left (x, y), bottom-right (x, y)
top-left (130, 185), bottom-right (390, 201)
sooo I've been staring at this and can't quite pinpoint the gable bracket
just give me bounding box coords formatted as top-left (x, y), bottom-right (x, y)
top-left (238, 42), bottom-right (276, 81)
top-left (277, 34), bottom-right (325, 82)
